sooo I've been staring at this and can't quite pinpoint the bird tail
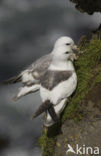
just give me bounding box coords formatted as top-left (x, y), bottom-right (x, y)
top-left (3, 74), bottom-right (21, 84)
top-left (32, 100), bottom-right (59, 123)
top-left (32, 100), bottom-right (52, 119)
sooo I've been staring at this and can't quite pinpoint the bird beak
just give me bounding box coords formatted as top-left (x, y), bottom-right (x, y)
top-left (72, 45), bottom-right (78, 54)
top-left (69, 52), bottom-right (78, 61)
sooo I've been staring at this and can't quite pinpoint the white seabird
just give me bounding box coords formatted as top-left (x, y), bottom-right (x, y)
top-left (4, 36), bottom-right (77, 101)
top-left (32, 45), bottom-right (77, 127)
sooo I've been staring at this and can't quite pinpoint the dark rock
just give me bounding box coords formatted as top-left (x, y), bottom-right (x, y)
top-left (70, 0), bottom-right (101, 14)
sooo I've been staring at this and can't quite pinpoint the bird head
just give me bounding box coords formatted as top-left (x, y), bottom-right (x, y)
top-left (53, 45), bottom-right (74, 62)
top-left (54, 36), bottom-right (77, 52)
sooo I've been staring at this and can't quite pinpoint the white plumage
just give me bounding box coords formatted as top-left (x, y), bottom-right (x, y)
top-left (5, 36), bottom-right (77, 101)
top-left (38, 45), bottom-right (77, 127)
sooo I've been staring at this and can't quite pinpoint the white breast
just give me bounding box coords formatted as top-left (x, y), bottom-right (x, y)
top-left (40, 72), bottom-right (77, 105)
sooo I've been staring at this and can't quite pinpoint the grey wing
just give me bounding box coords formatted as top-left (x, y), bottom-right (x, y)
top-left (23, 54), bottom-right (52, 85)
top-left (15, 54), bottom-right (52, 100)
top-left (4, 53), bottom-right (52, 86)
top-left (41, 70), bottom-right (73, 90)
top-left (4, 53), bottom-right (52, 101)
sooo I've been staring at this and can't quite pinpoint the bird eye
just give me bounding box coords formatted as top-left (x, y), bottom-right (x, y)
top-left (66, 43), bottom-right (71, 45)
top-left (65, 51), bottom-right (69, 54)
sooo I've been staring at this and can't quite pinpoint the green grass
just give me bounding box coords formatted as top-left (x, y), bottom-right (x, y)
top-left (62, 35), bottom-right (101, 121)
